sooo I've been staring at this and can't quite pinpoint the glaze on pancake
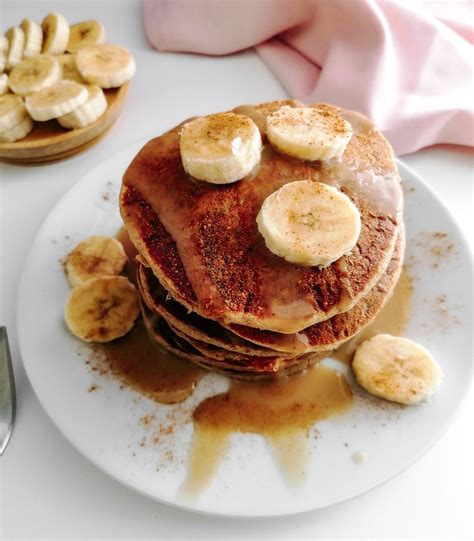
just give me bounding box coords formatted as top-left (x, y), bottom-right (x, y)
top-left (136, 230), bottom-right (403, 357)
top-left (121, 101), bottom-right (402, 333)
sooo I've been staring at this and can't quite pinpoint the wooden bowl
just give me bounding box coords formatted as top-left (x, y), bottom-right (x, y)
top-left (0, 82), bottom-right (130, 164)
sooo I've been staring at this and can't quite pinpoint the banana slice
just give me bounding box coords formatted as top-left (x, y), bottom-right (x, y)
top-left (180, 113), bottom-right (262, 184)
top-left (0, 74), bottom-right (8, 95)
top-left (8, 56), bottom-right (61, 97)
top-left (67, 20), bottom-right (106, 53)
top-left (0, 36), bottom-right (8, 73)
top-left (58, 85), bottom-right (107, 129)
top-left (76, 43), bottom-right (135, 88)
top-left (65, 236), bottom-right (127, 286)
top-left (42, 13), bottom-right (69, 55)
top-left (5, 27), bottom-right (25, 70)
top-left (257, 180), bottom-right (361, 267)
top-left (0, 94), bottom-right (27, 131)
top-left (20, 19), bottom-right (43, 58)
top-left (64, 276), bottom-right (140, 342)
top-left (25, 80), bottom-right (87, 121)
top-left (352, 334), bottom-right (442, 405)
top-left (266, 106), bottom-right (353, 161)
top-left (0, 114), bottom-right (33, 142)
top-left (57, 54), bottom-right (84, 83)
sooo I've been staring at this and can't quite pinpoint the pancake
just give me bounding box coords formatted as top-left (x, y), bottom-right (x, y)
top-left (120, 100), bottom-right (402, 334)
top-left (136, 229), bottom-right (403, 356)
top-left (141, 303), bottom-right (324, 379)
top-left (136, 261), bottom-right (287, 358)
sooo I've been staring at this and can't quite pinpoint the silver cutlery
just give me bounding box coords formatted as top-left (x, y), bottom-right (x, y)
top-left (0, 327), bottom-right (16, 455)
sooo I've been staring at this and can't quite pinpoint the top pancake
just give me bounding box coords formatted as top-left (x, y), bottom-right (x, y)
top-left (121, 100), bottom-right (402, 334)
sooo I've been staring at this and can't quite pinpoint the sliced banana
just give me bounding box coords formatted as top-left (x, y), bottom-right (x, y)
top-left (0, 114), bottom-right (33, 142)
top-left (64, 276), bottom-right (140, 342)
top-left (266, 106), bottom-right (353, 161)
top-left (0, 94), bottom-right (27, 131)
top-left (20, 19), bottom-right (43, 58)
top-left (0, 74), bottom-right (8, 95)
top-left (25, 80), bottom-right (87, 121)
top-left (42, 13), bottom-right (69, 55)
top-left (67, 20), bottom-right (106, 53)
top-left (76, 43), bottom-right (135, 88)
top-left (180, 113), bottom-right (262, 184)
top-left (5, 27), bottom-right (25, 70)
top-left (65, 236), bottom-right (127, 287)
top-left (257, 180), bottom-right (361, 267)
top-left (0, 36), bottom-right (8, 73)
top-left (57, 54), bottom-right (84, 83)
top-left (8, 55), bottom-right (61, 97)
top-left (58, 85), bottom-right (107, 129)
top-left (352, 334), bottom-right (442, 406)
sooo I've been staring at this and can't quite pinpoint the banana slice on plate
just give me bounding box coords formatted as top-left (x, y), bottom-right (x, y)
top-left (0, 94), bottom-right (28, 131)
top-left (67, 20), bottom-right (106, 53)
top-left (352, 334), bottom-right (442, 405)
top-left (58, 85), bottom-right (107, 129)
top-left (25, 80), bottom-right (87, 121)
top-left (76, 43), bottom-right (135, 88)
top-left (0, 74), bottom-right (8, 95)
top-left (5, 27), bottom-right (25, 70)
top-left (257, 180), bottom-right (361, 266)
top-left (0, 114), bottom-right (34, 143)
top-left (0, 36), bottom-right (9, 73)
top-left (65, 235), bottom-right (127, 286)
top-left (180, 113), bottom-right (262, 184)
top-left (57, 54), bottom-right (84, 83)
top-left (42, 13), bottom-right (69, 55)
top-left (8, 55), bottom-right (61, 97)
top-left (20, 19), bottom-right (43, 58)
top-left (64, 275), bottom-right (140, 342)
top-left (266, 106), bottom-right (353, 161)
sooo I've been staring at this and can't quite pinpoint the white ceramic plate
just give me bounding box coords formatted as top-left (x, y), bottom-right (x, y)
top-left (17, 142), bottom-right (472, 517)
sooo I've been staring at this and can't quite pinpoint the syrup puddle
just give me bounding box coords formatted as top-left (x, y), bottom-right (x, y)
top-left (180, 365), bottom-right (352, 499)
top-left (100, 322), bottom-right (203, 404)
top-left (332, 267), bottom-right (413, 364)
top-left (88, 228), bottom-right (413, 498)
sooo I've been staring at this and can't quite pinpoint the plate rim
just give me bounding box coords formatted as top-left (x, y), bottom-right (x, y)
top-left (15, 147), bottom-right (473, 517)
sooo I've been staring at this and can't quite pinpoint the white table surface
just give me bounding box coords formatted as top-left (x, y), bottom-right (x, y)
top-left (1, 1), bottom-right (473, 539)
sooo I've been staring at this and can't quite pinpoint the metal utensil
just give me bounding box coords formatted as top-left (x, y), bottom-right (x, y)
top-left (0, 326), bottom-right (16, 455)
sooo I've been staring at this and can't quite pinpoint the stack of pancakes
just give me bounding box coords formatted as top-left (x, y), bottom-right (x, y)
top-left (120, 100), bottom-right (404, 379)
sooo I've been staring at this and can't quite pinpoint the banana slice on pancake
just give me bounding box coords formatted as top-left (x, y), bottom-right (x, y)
top-left (67, 20), bottom-right (106, 53)
top-left (76, 43), bottom-right (135, 88)
top-left (0, 94), bottom-right (28, 131)
top-left (65, 276), bottom-right (139, 342)
top-left (8, 55), bottom-right (61, 97)
top-left (0, 114), bottom-right (33, 142)
top-left (66, 235), bottom-right (127, 286)
top-left (180, 112), bottom-right (262, 184)
top-left (257, 180), bottom-right (361, 267)
top-left (41, 13), bottom-right (69, 55)
top-left (352, 334), bottom-right (442, 405)
top-left (20, 19), bottom-right (43, 58)
top-left (25, 80), bottom-right (87, 121)
top-left (266, 105), bottom-right (353, 161)
top-left (5, 27), bottom-right (25, 70)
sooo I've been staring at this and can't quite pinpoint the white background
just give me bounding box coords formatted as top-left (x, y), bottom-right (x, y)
top-left (0, 1), bottom-right (472, 539)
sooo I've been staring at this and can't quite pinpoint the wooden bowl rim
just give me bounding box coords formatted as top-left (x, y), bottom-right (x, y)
top-left (0, 81), bottom-right (130, 151)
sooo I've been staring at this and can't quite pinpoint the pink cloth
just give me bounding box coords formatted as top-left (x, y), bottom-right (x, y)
top-left (143, 0), bottom-right (474, 155)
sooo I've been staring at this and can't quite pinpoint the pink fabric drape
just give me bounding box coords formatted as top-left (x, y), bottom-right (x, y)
top-left (143, 0), bottom-right (473, 155)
